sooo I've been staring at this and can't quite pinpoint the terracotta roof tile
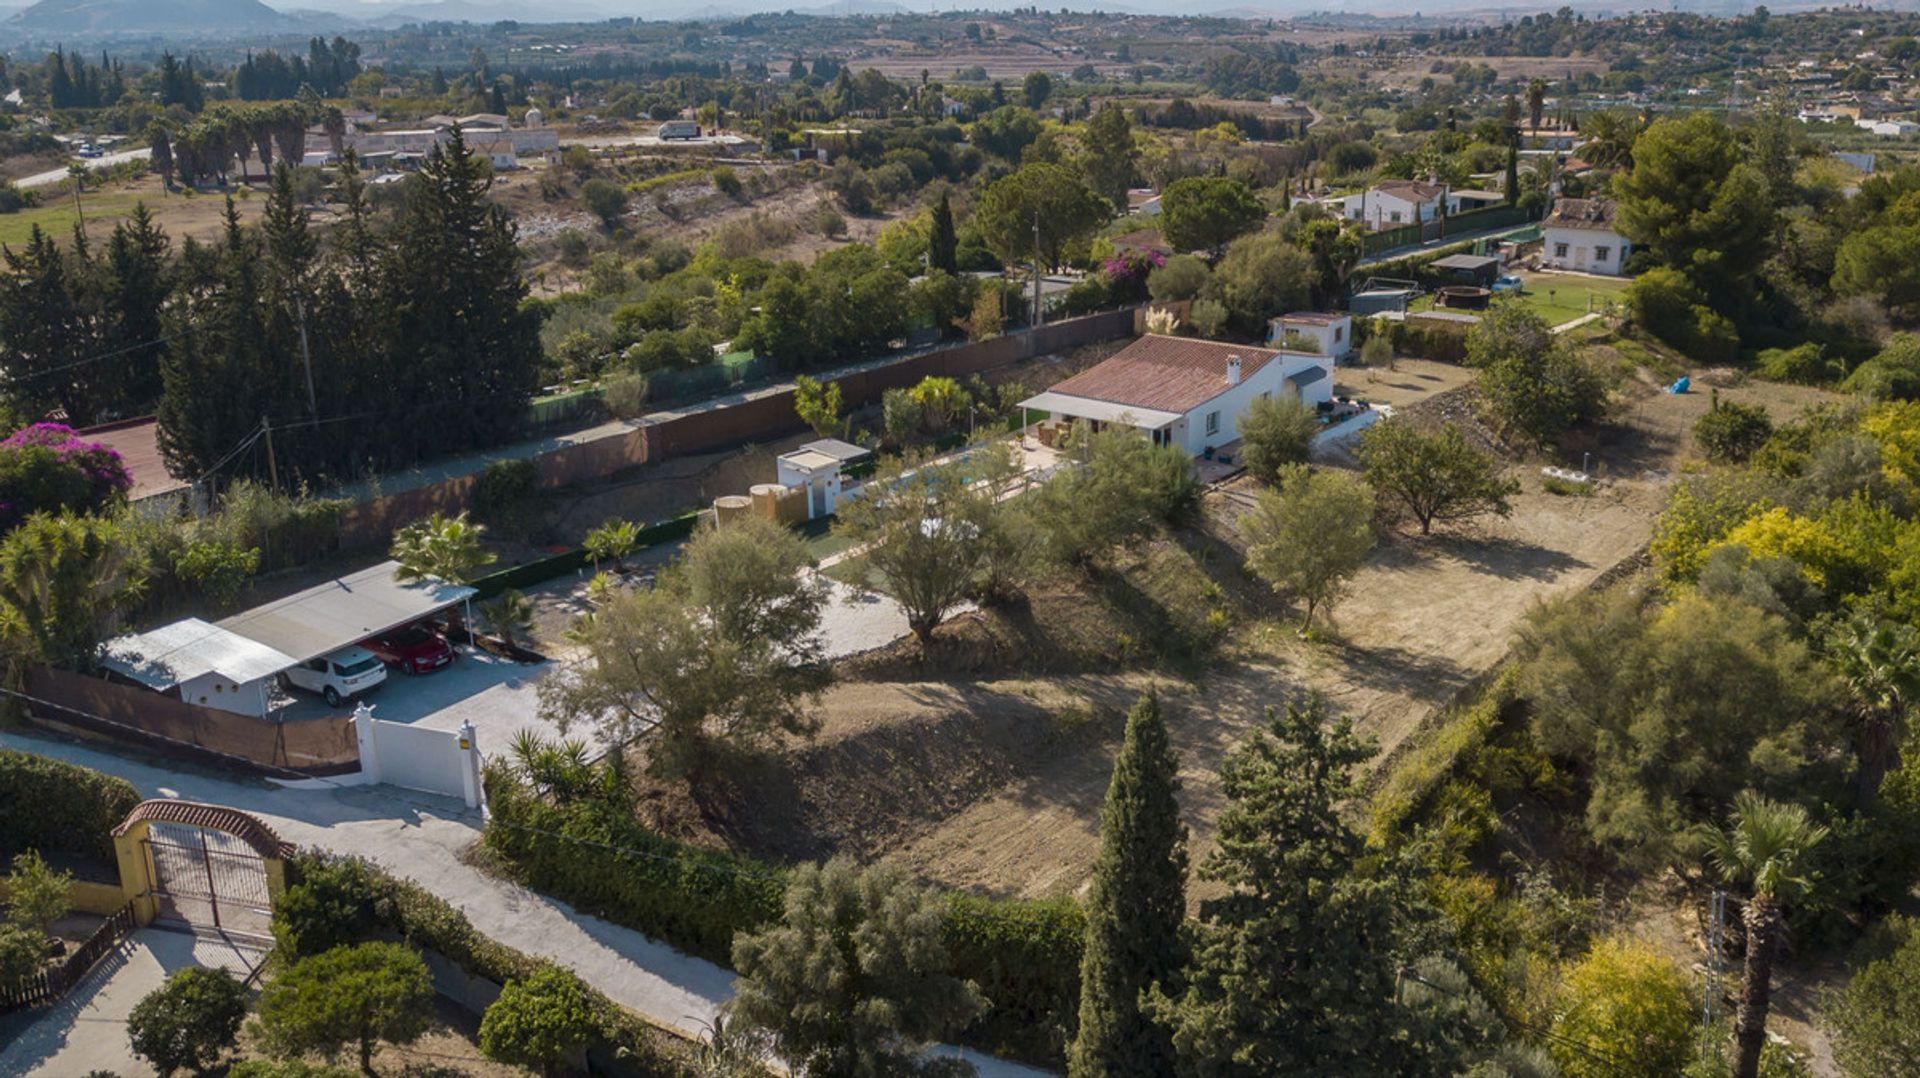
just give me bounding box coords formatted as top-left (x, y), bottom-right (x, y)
top-left (1047, 335), bottom-right (1281, 415)
top-left (1543, 197), bottom-right (1618, 231)
top-left (112, 799), bottom-right (295, 859)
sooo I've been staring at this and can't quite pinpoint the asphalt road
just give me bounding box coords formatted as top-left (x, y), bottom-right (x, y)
top-left (16, 146), bottom-right (152, 189)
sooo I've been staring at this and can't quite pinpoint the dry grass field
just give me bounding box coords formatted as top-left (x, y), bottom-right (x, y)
top-left (624, 352), bottom-right (1851, 905)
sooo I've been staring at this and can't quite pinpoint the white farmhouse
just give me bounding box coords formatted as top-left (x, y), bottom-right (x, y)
top-left (1541, 197), bottom-right (1633, 276)
top-left (1342, 179), bottom-right (1447, 231)
top-left (1268, 312), bottom-right (1354, 360)
top-left (1020, 335), bottom-right (1334, 458)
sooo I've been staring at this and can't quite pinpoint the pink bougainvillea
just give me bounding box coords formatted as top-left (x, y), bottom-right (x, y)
top-left (0, 422), bottom-right (133, 531)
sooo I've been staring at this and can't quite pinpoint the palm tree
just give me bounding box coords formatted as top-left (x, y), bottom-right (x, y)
top-left (65, 163), bottom-right (88, 227)
top-left (1577, 109), bottom-right (1639, 170)
top-left (1701, 793), bottom-right (1829, 1078)
top-left (583, 520), bottom-right (642, 573)
top-left (390, 511), bottom-right (497, 585)
top-left (478, 588), bottom-right (535, 650)
top-left (1828, 614), bottom-right (1920, 804)
top-left (1526, 79), bottom-right (1547, 133)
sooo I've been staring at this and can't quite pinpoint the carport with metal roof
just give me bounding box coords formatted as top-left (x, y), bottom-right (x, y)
top-left (217, 561), bottom-right (476, 665)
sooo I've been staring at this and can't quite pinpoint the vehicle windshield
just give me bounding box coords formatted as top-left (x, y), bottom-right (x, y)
top-left (337, 656), bottom-right (383, 677)
top-left (388, 627), bottom-right (432, 646)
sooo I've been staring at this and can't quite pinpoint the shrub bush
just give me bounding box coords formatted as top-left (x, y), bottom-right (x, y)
top-left (481, 767), bottom-right (1085, 1068)
top-left (0, 750), bottom-right (139, 864)
top-left (473, 459), bottom-right (539, 526)
top-left (479, 966), bottom-right (599, 1074)
top-left (128, 967), bottom-right (249, 1076)
top-left (271, 857), bottom-right (378, 959)
top-left (1695, 396), bottom-right (1774, 464)
top-left (255, 942), bottom-right (436, 1073)
top-left (1758, 343), bottom-right (1829, 385)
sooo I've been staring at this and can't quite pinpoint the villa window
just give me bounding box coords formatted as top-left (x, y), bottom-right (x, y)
top-left (1554, 242), bottom-right (1570, 258)
top-left (1205, 411), bottom-right (1220, 435)
top-left (1595, 246), bottom-right (1611, 262)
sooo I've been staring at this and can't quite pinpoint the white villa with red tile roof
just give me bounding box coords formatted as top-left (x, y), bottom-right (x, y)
top-left (1020, 335), bottom-right (1335, 458)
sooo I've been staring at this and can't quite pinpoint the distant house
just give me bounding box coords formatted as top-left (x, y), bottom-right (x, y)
top-left (1446, 188), bottom-right (1505, 213)
top-left (1541, 198), bottom-right (1632, 276)
top-left (1342, 179), bottom-right (1447, 231)
top-left (1127, 188), bottom-right (1162, 216)
top-left (1517, 124), bottom-right (1580, 152)
top-left (1268, 312), bottom-right (1354, 360)
top-left (1857, 118), bottom-right (1920, 137)
top-left (1019, 335), bottom-right (1335, 457)
top-left (469, 138), bottom-right (522, 170)
top-left (1110, 228), bottom-right (1173, 259)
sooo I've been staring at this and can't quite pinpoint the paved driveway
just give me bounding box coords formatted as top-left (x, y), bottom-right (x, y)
top-left (0, 733), bottom-right (1051, 1078)
top-left (0, 929), bottom-right (264, 1076)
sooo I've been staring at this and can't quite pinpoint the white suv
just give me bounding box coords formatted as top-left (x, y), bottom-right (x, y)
top-left (280, 646), bottom-right (388, 708)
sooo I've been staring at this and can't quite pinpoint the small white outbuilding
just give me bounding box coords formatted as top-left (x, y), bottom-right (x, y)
top-left (100, 618), bottom-right (297, 718)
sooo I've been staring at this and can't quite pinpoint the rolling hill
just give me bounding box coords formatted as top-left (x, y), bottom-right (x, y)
top-left (7, 0), bottom-right (294, 34)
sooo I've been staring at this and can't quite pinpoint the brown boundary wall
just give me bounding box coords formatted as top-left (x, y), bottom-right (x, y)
top-left (23, 666), bottom-right (359, 777)
top-left (338, 307), bottom-right (1143, 546)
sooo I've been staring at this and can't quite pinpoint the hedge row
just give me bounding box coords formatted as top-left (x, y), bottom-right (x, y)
top-left (0, 749), bottom-right (140, 865)
top-left (1367, 669), bottom-right (1518, 847)
top-left (468, 510), bottom-right (704, 600)
top-left (482, 765), bottom-right (1086, 1068)
top-left (285, 850), bottom-right (694, 1077)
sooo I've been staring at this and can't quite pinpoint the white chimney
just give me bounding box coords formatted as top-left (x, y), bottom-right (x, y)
top-left (1226, 356), bottom-right (1242, 386)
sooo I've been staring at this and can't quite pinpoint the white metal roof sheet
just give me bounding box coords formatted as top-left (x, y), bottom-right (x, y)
top-left (217, 560), bottom-right (476, 664)
top-left (1019, 391), bottom-right (1184, 429)
top-left (101, 618), bottom-right (298, 689)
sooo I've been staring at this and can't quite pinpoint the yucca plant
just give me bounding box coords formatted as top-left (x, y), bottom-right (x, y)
top-left (478, 588), bottom-right (534, 651)
top-left (583, 520), bottom-right (642, 573)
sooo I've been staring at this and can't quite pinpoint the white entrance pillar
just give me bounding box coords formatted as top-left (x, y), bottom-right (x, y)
top-left (457, 719), bottom-right (483, 811)
top-left (352, 701), bottom-right (381, 783)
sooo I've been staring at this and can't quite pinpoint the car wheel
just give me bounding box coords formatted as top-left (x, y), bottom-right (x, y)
top-left (323, 686), bottom-right (343, 708)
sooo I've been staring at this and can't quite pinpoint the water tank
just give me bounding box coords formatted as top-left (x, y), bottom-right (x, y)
top-left (713, 495), bottom-right (751, 525)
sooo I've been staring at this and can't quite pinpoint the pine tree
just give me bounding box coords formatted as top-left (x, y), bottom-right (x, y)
top-left (1069, 692), bottom-right (1187, 1078)
top-left (1081, 101), bottom-right (1138, 214)
top-left (928, 190), bottom-right (958, 274)
top-left (1152, 696), bottom-right (1429, 1076)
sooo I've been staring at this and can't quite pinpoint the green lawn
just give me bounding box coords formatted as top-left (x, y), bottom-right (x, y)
top-left (1409, 272), bottom-right (1630, 327)
top-left (1508, 273), bottom-right (1632, 325)
top-left (0, 191), bottom-right (143, 246)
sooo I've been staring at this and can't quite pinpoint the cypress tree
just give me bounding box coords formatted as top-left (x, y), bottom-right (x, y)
top-left (102, 204), bottom-right (172, 415)
top-left (1068, 691), bottom-right (1187, 1078)
top-left (928, 190), bottom-right (958, 274)
top-left (1504, 145), bottom-right (1520, 207)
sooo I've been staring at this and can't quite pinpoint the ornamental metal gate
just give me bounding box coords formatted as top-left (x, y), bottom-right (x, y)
top-left (143, 821), bottom-right (274, 940)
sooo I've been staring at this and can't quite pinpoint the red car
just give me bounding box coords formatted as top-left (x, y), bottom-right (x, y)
top-left (363, 625), bottom-right (455, 675)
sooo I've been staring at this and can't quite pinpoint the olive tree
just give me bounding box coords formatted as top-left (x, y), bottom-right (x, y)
top-left (1358, 420), bottom-right (1519, 535)
top-left (835, 444), bottom-right (1022, 646)
top-left (1240, 465), bottom-right (1375, 634)
top-left (542, 516), bottom-right (829, 779)
top-left (1237, 394), bottom-right (1321, 484)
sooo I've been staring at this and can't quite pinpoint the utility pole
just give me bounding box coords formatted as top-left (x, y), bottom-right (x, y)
top-left (261, 415), bottom-right (280, 492)
top-left (1031, 209), bottom-right (1043, 330)
top-left (295, 296), bottom-right (317, 421)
